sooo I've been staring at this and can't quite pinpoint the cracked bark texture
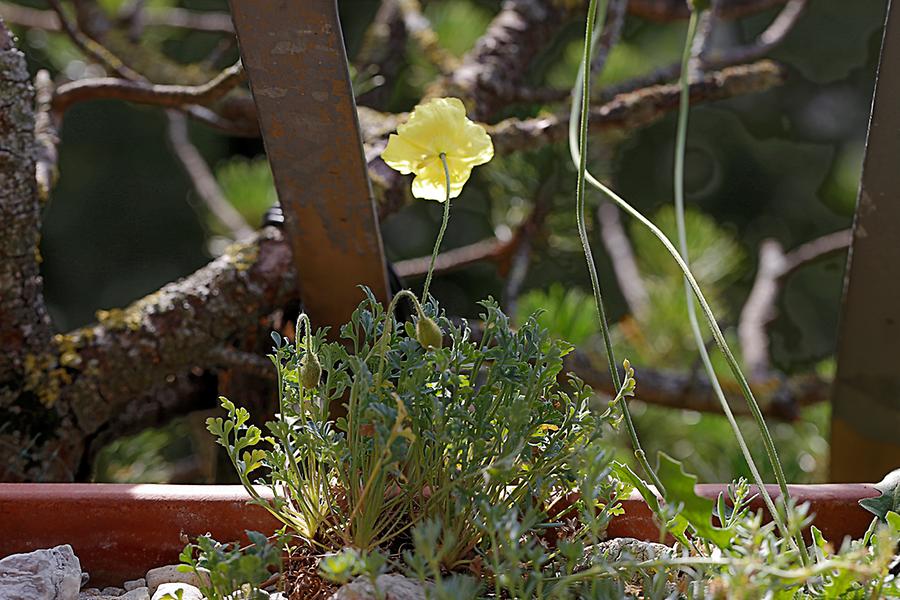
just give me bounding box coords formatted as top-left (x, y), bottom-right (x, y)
top-left (1, 224), bottom-right (294, 481)
top-left (428, 0), bottom-right (582, 120)
top-left (1, 18), bottom-right (294, 482)
top-left (0, 20), bottom-right (51, 385)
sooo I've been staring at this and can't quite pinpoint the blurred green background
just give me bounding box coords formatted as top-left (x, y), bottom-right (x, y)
top-left (8, 0), bottom-right (889, 483)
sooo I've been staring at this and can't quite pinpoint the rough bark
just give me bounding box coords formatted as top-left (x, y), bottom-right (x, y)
top-left (428, 0), bottom-right (581, 120)
top-left (0, 221), bottom-right (295, 480)
top-left (0, 20), bottom-right (52, 384)
top-left (487, 61), bottom-right (784, 153)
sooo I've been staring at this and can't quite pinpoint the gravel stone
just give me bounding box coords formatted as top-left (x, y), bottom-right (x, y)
top-left (330, 574), bottom-right (426, 600)
top-left (101, 587), bottom-right (124, 596)
top-left (145, 565), bottom-right (208, 596)
top-left (123, 579), bottom-right (146, 592)
top-left (0, 545), bottom-right (82, 600)
top-left (150, 582), bottom-right (203, 600)
top-left (120, 587), bottom-right (150, 600)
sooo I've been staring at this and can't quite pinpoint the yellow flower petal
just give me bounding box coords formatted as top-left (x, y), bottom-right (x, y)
top-left (381, 133), bottom-right (430, 174)
top-left (410, 156), bottom-right (472, 201)
top-left (380, 97), bottom-right (494, 200)
top-left (452, 118), bottom-right (494, 168)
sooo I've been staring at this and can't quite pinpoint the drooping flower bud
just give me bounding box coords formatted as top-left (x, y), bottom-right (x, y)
top-left (416, 316), bottom-right (443, 350)
top-left (300, 352), bottom-right (322, 389)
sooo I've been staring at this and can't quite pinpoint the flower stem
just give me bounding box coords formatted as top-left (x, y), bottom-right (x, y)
top-left (575, 0), bottom-right (665, 496)
top-left (571, 1), bottom-right (808, 563)
top-left (671, 10), bottom-right (807, 562)
top-left (422, 153), bottom-right (452, 302)
top-left (295, 312), bottom-right (313, 417)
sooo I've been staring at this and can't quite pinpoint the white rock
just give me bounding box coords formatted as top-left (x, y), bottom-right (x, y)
top-left (150, 582), bottom-right (203, 600)
top-left (121, 587), bottom-right (150, 600)
top-left (0, 544), bottom-right (82, 600)
top-left (79, 589), bottom-right (149, 600)
top-left (592, 537), bottom-right (673, 562)
top-left (101, 587), bottom-right (124, 596)
top-left (145, 566), bottom-right (208, 596)
top-left (123, 579), bottom-right (146, 592)
top-left (330, 574), bottom-right (426, 600)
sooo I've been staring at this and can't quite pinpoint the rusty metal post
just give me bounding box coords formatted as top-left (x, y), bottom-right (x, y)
top-left (830, 0), bottom-right (900, 482)
top-left (228, 0), bottom-right (390, 333)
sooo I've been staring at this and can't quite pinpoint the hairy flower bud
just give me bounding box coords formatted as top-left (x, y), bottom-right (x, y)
top-left (416, 316), bottom-right (443, 350)
top-left (300, 353), bottom-right (322, 389)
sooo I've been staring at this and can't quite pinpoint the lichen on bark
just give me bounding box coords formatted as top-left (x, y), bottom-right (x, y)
top-left (0, 20), bottom-right (304, 480)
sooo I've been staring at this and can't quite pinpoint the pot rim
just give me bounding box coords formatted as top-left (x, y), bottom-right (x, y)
top-left (0, 482), bottom-right (881, 587)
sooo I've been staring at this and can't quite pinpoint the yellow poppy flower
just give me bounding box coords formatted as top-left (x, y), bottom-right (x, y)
top-left (381, 97), bottom-right (494, 201)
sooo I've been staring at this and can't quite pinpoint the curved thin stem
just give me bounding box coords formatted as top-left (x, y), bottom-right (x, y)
top-left (373, 289), bottom-right (424, 390)
top-left (575, 0), bottom-right (665, 496)
top-left (671, 11), bottom-right (807, 562)
top-left (570, 4), bottom-right (805, 562)
top-left (295, 312), bottom-right (314, 418)
top-left (421, 153), bottom-right (452, 302)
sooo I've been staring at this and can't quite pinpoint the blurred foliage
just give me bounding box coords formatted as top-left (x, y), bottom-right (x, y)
top-left (6, 0), bottom-right (886, 481)
top-left (214, 157), bottom-right (276, 230)
top-left (623, 207), bottom-right (743, 371)
top-left (517, 209), bottom-right (829, 483)
top-left (94, 417), bottom-right (197, 482)
top-left (518, 284), bottom-right (598, 348)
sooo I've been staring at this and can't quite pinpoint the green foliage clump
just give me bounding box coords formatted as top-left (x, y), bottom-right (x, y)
top-left (209, 292), bottom-right (617, 569)
top-left (204, 290), bottom-right (900, 598)
top-left (176, 531), bottom-right (281, 600)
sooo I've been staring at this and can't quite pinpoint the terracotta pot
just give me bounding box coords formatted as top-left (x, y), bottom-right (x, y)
top-left (0, 483), bottom-right (881, 587)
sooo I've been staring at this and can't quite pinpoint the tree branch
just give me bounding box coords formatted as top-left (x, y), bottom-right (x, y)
top-left (602, 0), bottom-right (804, 100)
top-left (702, 0), bottom-right (808, 68)
top-left (592, 0), bottom-right (628, 76)
top-left (0, 228), bottom-right (295, 481)
top-left (395, 236), bottom-right (509, 279)
top-left (397, 0), bottom-right (459, 74)
top-left (33, 69), bottom-right (59, 201)
top-left (627, 0), bottom-right (788, 22)
top-left (0, 2), bottom-right (61, 30)
top-left (46, 0), bottom-right (142, 80)
top-left (738, 230), bottom-right (850, 378)
top-left (394, 175), bottom-right (553, 281)
top-left (0, 0), bottom-right (815, 482)
top-left (564, 349), bottom-right (827, 421)
top-left (428, 0), bottom-right (582, 119)
top-left (738, 239), bottom-right (787, 378)
top-left (354, 0), bottom-right (407, 109)
top-left (598, 201), bottom-right (650, 318)
top-left (0, 19), bottom-right (53, 384)
top-left (51, 59), bottom-right (245, 115)
top-left (166, 110), bottom-right (253, 240)
top-left (0, 3), bottom-right (234, 34)
top-left (44, 8), bottom-right (251, 140)
top-left (141, 6), bottom-right (233, 34)
top-left (488, 60), bottom-right (785, 154)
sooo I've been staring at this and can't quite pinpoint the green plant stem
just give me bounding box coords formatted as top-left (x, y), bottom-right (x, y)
top-left (295, 313), bottom-right (313, 416)
top-left (671, 11), bottom-right (807, 563)
top-left (549, 553), bottom-right (885, 590)
top-left (421, 153), bottom-right (452, 302)
top-left (570, 2), bottom-right (807, 563)
top-left (575, 0), bottom-right (666, 496)
top-left (373, 289), bottom-right (423, 390)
